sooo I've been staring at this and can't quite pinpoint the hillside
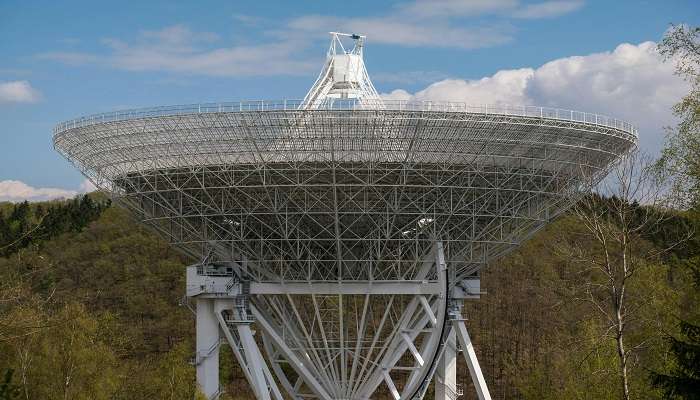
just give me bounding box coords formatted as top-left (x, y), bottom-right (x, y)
top-left (0, 197), bottom-right (697, 399)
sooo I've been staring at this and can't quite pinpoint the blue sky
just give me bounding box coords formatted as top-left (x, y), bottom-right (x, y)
top-left (0, 0), bottom-right (698, 201)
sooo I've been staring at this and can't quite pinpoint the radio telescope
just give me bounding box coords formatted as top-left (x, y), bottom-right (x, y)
top-left (53, 32), bottom-right (637, 400)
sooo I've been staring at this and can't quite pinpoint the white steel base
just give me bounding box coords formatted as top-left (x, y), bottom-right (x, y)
top-left (435, 330), bottom-right (458, 400)
top-left (447, 318), bottom-right (492, 400)
top-left (195, 299), bottom-right (221, 399)
top-left (433, 302), bottom-right (492, 400)
top-left (188, 243), bottom-right (492, 400)
top-left (191, 296), bottom-right (283, 400)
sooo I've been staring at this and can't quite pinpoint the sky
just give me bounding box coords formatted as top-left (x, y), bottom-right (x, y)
top-left (0, 0), bottom-right (698, 202)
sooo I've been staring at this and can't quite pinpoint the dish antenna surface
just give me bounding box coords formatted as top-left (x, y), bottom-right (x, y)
top-left (53, 32), bottom-right (637, 400)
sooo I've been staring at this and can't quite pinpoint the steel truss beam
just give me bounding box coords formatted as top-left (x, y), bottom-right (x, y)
top-left (250, 281), bottom-right (442, 295)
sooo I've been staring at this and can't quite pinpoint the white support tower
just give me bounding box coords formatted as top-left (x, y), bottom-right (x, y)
top-left (185, 245), bottom-right (493, 400)
top-left (186, 266), bottom-right (284, 400)
top-left (302, 32), bottom-right (383, 109)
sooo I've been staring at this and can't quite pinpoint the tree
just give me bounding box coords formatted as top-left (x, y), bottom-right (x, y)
top-left (154, 342), bottom-right (198, 400)
top-left (31, 303), bottom-right (118, 400)
top-left (652, 320), bottom-right (700, 399)
top-left (657, 25), bottom-right (700, 210)
top-left (651, 221), bottom-right (700, 399)
top-left (570, 152), bottom-right (680, 400)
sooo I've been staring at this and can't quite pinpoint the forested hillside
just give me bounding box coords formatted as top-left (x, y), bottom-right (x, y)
top-left (0, 193), bottom-right (698, 400)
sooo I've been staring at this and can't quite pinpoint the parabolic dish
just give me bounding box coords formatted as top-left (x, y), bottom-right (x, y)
top-left (53, 100), bottom-right (637, 282)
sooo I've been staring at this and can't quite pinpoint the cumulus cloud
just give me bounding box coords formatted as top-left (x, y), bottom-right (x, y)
top-left (382, 42), bottom-right (688, 153)
top-left (382, 89), bottom-right (415, 101)
top-left (0, 180), bottom-right (77, 203)
top-left (409, 68), bottom-right (535, 105)
top-left (0, 81), bottom-right (42, 103)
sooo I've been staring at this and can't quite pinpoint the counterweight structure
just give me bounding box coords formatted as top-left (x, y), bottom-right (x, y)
top-left (53, 33), bottom-right (638, 400)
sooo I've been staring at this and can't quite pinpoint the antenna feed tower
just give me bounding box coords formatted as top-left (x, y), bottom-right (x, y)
top-left (302, 32), bottom-right (383, 109)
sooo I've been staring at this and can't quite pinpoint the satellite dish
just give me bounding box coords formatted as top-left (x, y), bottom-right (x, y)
top-left (53, 32), bottom-right (638, 400)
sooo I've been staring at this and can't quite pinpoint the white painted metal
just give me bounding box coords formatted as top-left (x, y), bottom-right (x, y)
top-left (250, 242), bottom-right (448, 399)
top-left (195, 299), bottom-right (221, 399)
top-left (251, 281), bottom-right (442, 295)
top-left (302, 32), bottom-right (382, 109)
top-left (358, 242), bottom-right (448, 399)
top-left (54, 101), bottom-right (639, 136)
top-left (213, 299), bottom-right (283, 400)
top-left (453, 313), bottom-right (492, 400)
top-left (419, 296), bottom-right (438, 326)
top-left (53, 31), bottom-right (638, 400)
top-left (435, 330), bottom-right (458, 400)
top-left (252, 304), bottom-right (334, 400)
top-left (212, 304), bottom-right (257, 392)
top-left (402, 332), bottom-right (426, 367)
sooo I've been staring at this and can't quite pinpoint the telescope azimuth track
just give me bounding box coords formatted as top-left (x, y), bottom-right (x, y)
top-left (53, 33), bottom-right (637, 400)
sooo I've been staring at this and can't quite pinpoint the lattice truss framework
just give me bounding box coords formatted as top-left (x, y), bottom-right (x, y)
top-left (54, 103), bottom-right (637, 399)
top-left (302, 32), bottom-right (383, 109)
top-left (54, 106), bottom-right (636, 282)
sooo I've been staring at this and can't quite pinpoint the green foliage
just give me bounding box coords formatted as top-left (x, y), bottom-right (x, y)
top-left (517, 320), bottom-right (621, 400)
top-left (651, 236), bottom-right (700, 399)
top-left (0, 370), bottom-right (20, 400)
top-left (0, 195), bottom-right (109, 257)
top-left (652, 320), bottom-right (700, 399)
top-left (30, 303), bottom-right (118, 400)
top-left (0, 202), bottom-right (193, 400)
top-left (657, 25), bottom-right (700, 209)
top-left (0, 196), bottom-right (697, 399)
top-left (153, 343), bottom-right (198, 400)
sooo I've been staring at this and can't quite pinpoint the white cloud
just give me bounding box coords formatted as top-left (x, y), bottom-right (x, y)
top-left (283, 1), bottom-right (583, 50)
top-left (409, 68), bottom-right (535, 105)
top-left (79, 179), bottom-right (97, 193)
top-left (397, 0), bottom-right (584, 19)
top-left (397, 0), bottom-right (519, 18)
top-left (512, 0), bottom-right (584, 19)
top-left (40, 26), bottom-right (316, 77)
top-left (0, 81), bottom-right (42, 103)
top-left (139, 24), bottom-right (220, 46)
top-left (0, 180), bottom-right (77, 202)
top-left (232, 14), bottom-right (268, 27)
top-left (382, 89), bottom-right (414, 101)
top-left (382, 42), bottom-right (688, 154)
top-left (41, 2), bottom-right (585, 76)
top-left (287, 15), bottom-right (512, 49)
top-left (373, 70), bottom-right (452, 85)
